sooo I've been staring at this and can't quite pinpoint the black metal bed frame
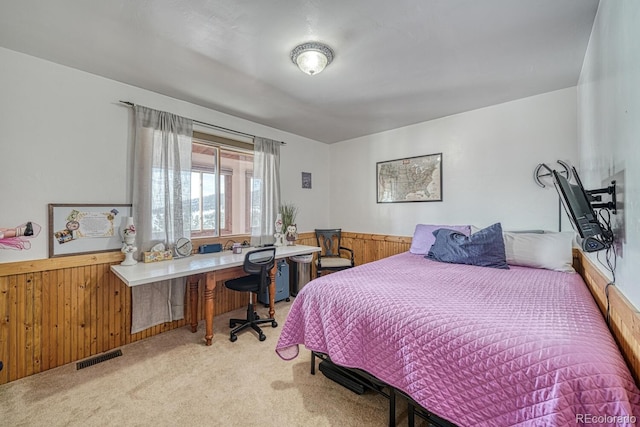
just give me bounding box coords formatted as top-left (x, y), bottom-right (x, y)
top-left (311, 351), bottom-right (458, 427)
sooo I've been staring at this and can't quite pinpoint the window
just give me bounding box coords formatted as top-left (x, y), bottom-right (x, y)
top-left (191, 133), bottom-right (254, 238)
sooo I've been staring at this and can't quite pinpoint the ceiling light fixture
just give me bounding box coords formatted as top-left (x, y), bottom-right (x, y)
top-left (290, 42), bottom-right (334, 76)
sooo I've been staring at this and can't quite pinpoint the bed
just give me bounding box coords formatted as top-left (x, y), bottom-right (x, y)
top-left (276, 249), bottom-right (640, 426)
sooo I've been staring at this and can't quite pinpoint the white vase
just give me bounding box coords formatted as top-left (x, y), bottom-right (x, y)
top-left (120, 217), bottom-right (138, 266)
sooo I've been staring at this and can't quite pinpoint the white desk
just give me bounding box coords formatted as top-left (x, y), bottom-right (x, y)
top-left (111, 245), bottom-right (320, 345)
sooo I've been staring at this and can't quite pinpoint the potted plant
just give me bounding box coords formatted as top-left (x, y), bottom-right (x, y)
top-left (280, 203), bottom-right (298, 231)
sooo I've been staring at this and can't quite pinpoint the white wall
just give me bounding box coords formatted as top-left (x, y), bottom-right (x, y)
top-left (578, 0), bottom-right (640, 307)
top-left (0, 45), bottom-right (591, 270)
top-left (329, 88), bottom-right (578, 236)
top-left (0, 47), bottom-right (330, 263)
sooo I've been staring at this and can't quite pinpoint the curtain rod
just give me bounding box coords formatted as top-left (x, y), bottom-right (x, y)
top-left (118, 101), bottom-right (285, 145)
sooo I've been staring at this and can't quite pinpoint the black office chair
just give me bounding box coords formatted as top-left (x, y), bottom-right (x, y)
top-left (224, 247), bottom-right (278, 342)
top-left (315, 229), bottom-right (355, 278)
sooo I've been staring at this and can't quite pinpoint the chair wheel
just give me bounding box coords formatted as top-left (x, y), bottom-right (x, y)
top-left (286, 297), bottom-right (290, 302)
top-left (230, 334), bottom-right (237, 342)
top-left (254, 313), bottom-right (260, 320)
top-left (259, 333), bottom-right (266, 341)
top-left (271, 320), bottom-right (278, 328)
top-left (230, 321), bottom-right (236, 328)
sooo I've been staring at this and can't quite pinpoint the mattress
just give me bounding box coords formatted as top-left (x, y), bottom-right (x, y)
top-left (276, 252), bottom-right (640, 426)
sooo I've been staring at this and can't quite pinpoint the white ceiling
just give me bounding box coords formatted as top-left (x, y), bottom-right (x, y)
top-left (0, 0), bottom-right (599, 143)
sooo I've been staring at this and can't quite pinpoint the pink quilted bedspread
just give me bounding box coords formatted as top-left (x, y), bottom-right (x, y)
top-left (276, 252), bottom-right (640, 426)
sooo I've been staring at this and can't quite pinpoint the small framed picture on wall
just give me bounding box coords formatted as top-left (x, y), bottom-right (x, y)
top-left (302, 172), bottom-right (312, 189)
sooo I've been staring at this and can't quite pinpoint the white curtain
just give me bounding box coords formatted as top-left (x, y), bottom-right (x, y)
top-left (251, 137), bottom-right (281, 246)
top-left (130, 105), bottom-right (193, 334)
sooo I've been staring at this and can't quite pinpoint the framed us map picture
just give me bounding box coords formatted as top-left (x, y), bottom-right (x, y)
top-left (376, 153), bottom-right (442, 203)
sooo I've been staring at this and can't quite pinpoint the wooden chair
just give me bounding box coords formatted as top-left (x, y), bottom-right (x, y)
top-left (315, 229), bottom-right (355, 277)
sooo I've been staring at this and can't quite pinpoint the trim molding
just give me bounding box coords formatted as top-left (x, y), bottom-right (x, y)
top-left (0, 252), bottom-right (123, 276)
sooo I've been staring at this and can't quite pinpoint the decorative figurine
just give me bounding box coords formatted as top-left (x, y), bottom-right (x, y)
top-left (274, 214), bottom-right (285, 246)
top-left (285, 224), bottom-right (298, 246)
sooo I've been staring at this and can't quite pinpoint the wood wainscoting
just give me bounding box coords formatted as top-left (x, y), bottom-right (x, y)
top-left (0, 231), bottom-right (409, 385)
top-left (573, 249), bottom-right (640, 384)
top-left (335, 231), bottom-right (413, 266)
top-left (0, 251), bottom-right (251, 385)
top-left (2, 232), bottom-right (637, 387)
top-left (0, 235), bottom-right (262, 385)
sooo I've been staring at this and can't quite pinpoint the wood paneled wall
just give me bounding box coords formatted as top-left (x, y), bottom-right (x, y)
top-left (0, 252), bottom-right (201, 385)
top-left (2, 232), bottom-right (637, 387)
top-left (573, 249), bottom-right (640, 384)
top-left (0, 231), bottom-right (408, 385)
top-left (337, 231), bottom-right (413, 266)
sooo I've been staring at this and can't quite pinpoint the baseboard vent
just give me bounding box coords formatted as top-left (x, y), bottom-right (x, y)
top-left (76, 349), bottom-right (122, 370)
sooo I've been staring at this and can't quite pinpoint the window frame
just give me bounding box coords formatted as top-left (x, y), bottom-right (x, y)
top-left (191, 132), bottom-right (254, 239)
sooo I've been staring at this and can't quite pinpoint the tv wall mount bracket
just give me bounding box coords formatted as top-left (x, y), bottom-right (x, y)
top-left (587, 181), bottom-right (617, 214)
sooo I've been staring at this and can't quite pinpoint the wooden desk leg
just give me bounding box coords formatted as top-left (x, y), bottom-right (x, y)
top-left (268, 264), bottom-right (276, 319)
top-left (188, 275), bottom-right (201, 333)
top-left (204, 271), bottom-right (217, 346)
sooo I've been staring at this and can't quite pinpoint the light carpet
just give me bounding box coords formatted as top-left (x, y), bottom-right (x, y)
top-left (0, 300), bottom-right (427, 426)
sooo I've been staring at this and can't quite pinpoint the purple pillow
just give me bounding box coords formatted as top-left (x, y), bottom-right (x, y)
top-left (409, 224), bottom-right (472, 255)
top-left (426, 223), bottom-right (509, 269)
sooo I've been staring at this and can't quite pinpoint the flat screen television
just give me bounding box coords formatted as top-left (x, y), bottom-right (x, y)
top-left (552, 167), bottom-right (610, 252)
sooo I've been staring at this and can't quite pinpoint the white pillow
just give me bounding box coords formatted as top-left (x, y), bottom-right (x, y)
top-left (503, 231), bottom-right (575, 272)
